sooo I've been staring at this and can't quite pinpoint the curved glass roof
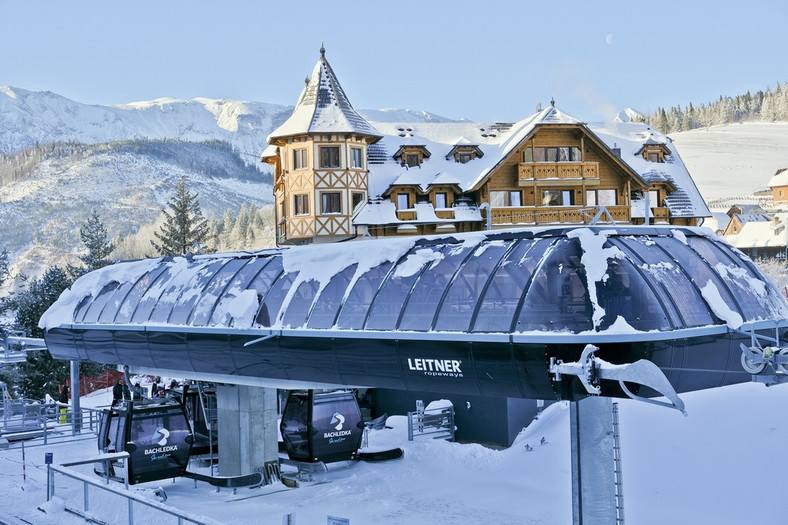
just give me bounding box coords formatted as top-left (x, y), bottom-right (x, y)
top-left (41, 226), bottom-right (788, 336)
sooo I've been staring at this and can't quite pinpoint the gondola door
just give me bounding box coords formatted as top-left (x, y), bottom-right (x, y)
top-left (280, 390), bottom-right (363, 463)
top-left (125, 403), bottom-right (194, 484)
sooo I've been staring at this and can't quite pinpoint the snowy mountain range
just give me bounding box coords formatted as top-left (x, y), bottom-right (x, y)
top-left (1, 85), bottom-right (785, 291)
top-left (0, 87), bottom-right (453, 284)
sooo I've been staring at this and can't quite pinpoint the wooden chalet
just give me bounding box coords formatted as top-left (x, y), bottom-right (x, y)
top-left (262, 48), bottom-right (710, 245)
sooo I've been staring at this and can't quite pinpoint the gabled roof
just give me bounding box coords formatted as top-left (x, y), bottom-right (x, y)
top-left (360, 108), bottom-right (710, 221)
top-left (267, 47), bottom-right (381, 142)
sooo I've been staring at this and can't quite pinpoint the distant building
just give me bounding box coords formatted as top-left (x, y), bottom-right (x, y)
top-left (768, 168), bottom-right (788, 205)
top-left (727, 213), bottom-right (788, 260)
top-left (262, 47), bottom-right (710, 246)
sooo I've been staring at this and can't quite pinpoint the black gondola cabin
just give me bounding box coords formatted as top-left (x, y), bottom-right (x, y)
top-left (96, 399), bottom-right (194, 484)
top-left (280, 390), bottom-right (364, 463)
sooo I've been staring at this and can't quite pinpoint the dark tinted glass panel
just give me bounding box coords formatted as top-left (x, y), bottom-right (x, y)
top-left (307, 264), bottom-right (357, 329)
top-left (399, 244), bottom-right (476, 331)
top-left (336, 262), bottom-right (392, 329)
top-left (656, 237), bottom-right (742, 321)
top-left (474, 239), bottom-right (550, 332)
top-left (98, 281), bottom-right (136, 323)
top-left (115, 267), bottom-right (169, 323)
top-left (594, 257), bottom-right (671, 331)
top-left (687, 236), bottom-right (786, 321)
top-left (616, 237), bottom-right (710, 328)
top-left (516, 239), bottom-right (592, 332)
top-left (190, 258), bottom-right (249, 326)
top-left (132, 263), bottom-right (190, 323)
top-left (365, 249), bottom-right (441, 330)
top-left (257, 271), bottom-right (298, 327)
top-left (282, 280), bottom-right (319, 328)
top-left (81, 282), bottom-right (120, 323)
top-left (156, 260), bottom-right (227, 325)
top-left (434, 242), bottom-right (509, 332)
top-left (208, 258), bottom-right (271, 327)
top-left (248, 257), bottom-right (283, 294)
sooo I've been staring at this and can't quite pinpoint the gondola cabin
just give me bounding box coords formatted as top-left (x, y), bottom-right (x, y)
top-left (96, 398), bottom-right (194, 484)
top-left (280, 390), bottom-right (363, 463)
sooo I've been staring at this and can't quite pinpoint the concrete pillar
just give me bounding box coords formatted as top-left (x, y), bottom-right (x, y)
top-left (216, 384), bottom-right (278, 477)
top-left (570, 396), bottom-right (616, 525)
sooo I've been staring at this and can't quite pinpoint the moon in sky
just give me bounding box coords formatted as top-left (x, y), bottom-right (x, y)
top-left (605, 33), bottom-right (614, 44)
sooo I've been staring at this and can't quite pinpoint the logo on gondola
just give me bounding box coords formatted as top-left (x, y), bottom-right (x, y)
top-left (407, 358), bottom-right (463, 378)
top-left (330, 412), bottom-right (345, 431)
top-left (155, 427), bottom-right (170, 446)
top-left (144, 426), bottom-right (178, 456)
top-left (324, 412), bottom-right (352, 441)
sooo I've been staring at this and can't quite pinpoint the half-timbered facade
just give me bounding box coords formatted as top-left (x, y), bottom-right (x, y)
top-left (263, 49), bottom-right (710, 245)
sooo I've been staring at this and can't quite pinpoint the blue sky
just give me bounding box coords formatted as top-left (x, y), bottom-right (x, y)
top-left (2, 0), bottom-right (786, 123)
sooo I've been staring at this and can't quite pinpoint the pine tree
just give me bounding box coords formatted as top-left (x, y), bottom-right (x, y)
top-left (78, 211), bottom-right (115, 272)
top-left (150, 176), bottom-right (212, 256)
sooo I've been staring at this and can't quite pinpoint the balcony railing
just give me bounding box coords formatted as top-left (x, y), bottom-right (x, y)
top-left (518, 162), bottom-right (600, 186)
top-left (488, 205), bottom-right (630, 225)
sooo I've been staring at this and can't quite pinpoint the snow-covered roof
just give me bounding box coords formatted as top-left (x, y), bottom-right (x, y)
top-left (727, 214), bottom-right (788, 249)
top-left (767, 169), bottom-right (788, 188)
top-left (361, 108), bottom-right (709, 220)
top-left (267, 47), bottom-right (381, 142)
top-left (41, 226), bottom-right (788, 338)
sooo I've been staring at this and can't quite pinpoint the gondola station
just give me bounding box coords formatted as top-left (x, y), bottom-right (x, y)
top-left (40, 225), bottom-right (788, 522)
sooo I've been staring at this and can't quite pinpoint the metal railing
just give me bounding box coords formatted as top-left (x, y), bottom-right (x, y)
top-left (1, 402), bottom-right (103, 444)
top-left (48, 453), bottom-right (218, 525)
top-left (407, 404), bottom-right (455, 441)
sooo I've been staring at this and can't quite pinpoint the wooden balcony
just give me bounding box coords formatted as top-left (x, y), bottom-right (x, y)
top-left (488, 205), bottom-right (630, 226)
top-left (518, 162), bottom-right (600, 186)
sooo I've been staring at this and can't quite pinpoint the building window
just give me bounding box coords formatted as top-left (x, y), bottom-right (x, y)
top-left (406, 154), bottom-right (420, 168)
top-left (397, 193), bottom-right (410, 210)
top-left (293, 194), bottom-right (309, 215)
top-left (490, 190), bottom-right (522, 207)
top-left (352, 192), bottom-right (365, 210)
top-left (319, 146), bottom-right (341, 168)
top-left (293, 148), bottom-right (307, 170)
top-left (435, 192), bottom-right (447, 209)
top-left (647, 190), bottom-right (660, 207)
top-left (648, 152), bottom-right (660, 163)
top-left (459, 154), bottom-right (471, 164)
top-left (586, 189), bottom-right (617, 206)
top-left (542, 190), bottom-right (574, 206)
top-left (351, 147), bottom-right (364, 169)
top-left (321, 192), bottom-right (342, 214)
top-left (524, 146), bottom-right (582, 162)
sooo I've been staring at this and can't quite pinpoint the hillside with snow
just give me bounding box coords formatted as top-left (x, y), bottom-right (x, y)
top-left (1, 86), bottom-right (785, 289)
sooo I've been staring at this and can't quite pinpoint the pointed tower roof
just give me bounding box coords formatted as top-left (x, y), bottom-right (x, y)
top-left (267, 46), bottom-right (381, 143)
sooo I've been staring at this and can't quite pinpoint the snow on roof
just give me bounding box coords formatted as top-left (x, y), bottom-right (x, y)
top-left (767, 169), bottom-right (788, 188)
top-left (267, 47), bottom-right (381, 142)
top-left (736, 213), bottom-right (771, 225)
top-left (590, 123), bottom-right (709, 218)
top-left (727, 218), bottom-right (788, 249)
top-left (362, 109), bottom-right (709, 220)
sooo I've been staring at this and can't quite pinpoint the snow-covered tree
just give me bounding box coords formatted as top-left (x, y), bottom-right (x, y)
top-left (77, 211), bottom-right (115, 272)
top-left (150, 176), bottom-right (213, 256)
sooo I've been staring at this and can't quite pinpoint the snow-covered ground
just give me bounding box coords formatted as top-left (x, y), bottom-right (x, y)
top-left (672, 122), bottom-right (788, 203)
top-left (1, 380), bottom-right (787, 525)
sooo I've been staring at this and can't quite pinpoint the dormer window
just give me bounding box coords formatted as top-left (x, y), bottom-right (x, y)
top-left (636, 139), bottom-right (670, 163)
top-left (393, 145), bottom-right (431, 167)
top-left (446, 144), bottom-right (483, 164)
